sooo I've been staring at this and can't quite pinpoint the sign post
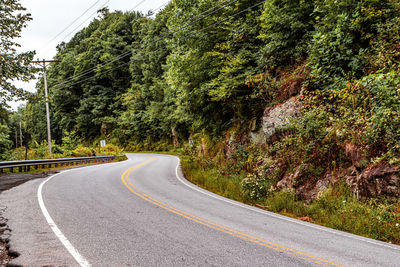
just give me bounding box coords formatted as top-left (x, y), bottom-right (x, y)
top-left (100, 140), bottom-right (106, 155)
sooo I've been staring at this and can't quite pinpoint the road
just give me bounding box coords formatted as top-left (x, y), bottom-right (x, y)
top-left (1, 153), bottom-right (399, 266)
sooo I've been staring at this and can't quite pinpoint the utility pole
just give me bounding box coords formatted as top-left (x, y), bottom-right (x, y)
top-left (31, 59), bottom-right (60, 156)
top-left (19, 121), bottom-right (23, 147)
top-left (15, 129), bottom-right (18, 149)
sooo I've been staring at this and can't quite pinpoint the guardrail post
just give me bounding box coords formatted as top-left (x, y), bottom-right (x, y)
top-left (19, 166), bottom-right (22, 172)
top-left (27, 165), bottom-right (30, 172)
top-left (55, 163), bottom-right (58, 167)
top-left (42, 164), bottom-right (45, 169)
top-left (9, 167), bottom-right (13, 173)
top-left (0, 168), bottom-right (2, 174)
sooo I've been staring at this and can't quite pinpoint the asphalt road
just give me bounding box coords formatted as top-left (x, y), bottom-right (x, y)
top-left (1, 153), bottom-right (399, 266)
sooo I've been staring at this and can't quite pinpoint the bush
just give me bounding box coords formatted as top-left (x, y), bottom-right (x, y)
top-left (61, 131), bottom-right (80, 156)
top-left (308, 0), bottom-right (396, 87)
top-left (73, 146), bottom-right (95, 157)
top-left (103, 143), bottom-right (123, 156)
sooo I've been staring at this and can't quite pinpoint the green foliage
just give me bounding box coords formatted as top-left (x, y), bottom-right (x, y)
top-left (18, 0), bottom-right (399, 154)
top-left (181, 155), bottom-right (245, 202)
top-left (259, 0), bottom-right (315, 69)
top-left (241, 159), bottom-right (277, 201)
top-left (61, 131), bottom-right (80, 156)
top-left (0, 124), bottom-right (13, 160)
top-left (0, 0), bottom-right (36, 104)
top-left (308, 0), bottom-right (397, 87)
top-left (102, 143), bottom-right (123, 156)
top-left (72, 146), bottom-right (95, 157)
top-left (265, 190), bottom-right (304, 215)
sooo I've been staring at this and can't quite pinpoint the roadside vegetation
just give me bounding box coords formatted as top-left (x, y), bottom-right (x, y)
top-left (1, 0), bottom-right (400, 244)
top-left (180, 153), bottom-right (400, 245)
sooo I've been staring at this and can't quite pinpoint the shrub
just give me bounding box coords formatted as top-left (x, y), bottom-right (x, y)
top-left (73, 146), bottom-right (94, 157)
top-left (61, 131), bottom-right (80, 156)
top-left (103, 143), bottom-right (123, 156)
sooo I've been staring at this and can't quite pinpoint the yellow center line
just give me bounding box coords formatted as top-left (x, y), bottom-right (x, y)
top-left (121, 157), bottom-right (344, 267)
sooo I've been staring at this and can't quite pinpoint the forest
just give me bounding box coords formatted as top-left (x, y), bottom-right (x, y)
top-left (1, 0), bottom-right (400, 243)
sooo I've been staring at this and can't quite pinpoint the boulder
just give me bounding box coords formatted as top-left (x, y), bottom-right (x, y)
top-left (251, 96), bottom-right (302, 144)
top-left (277, 166), bottom-right (335, 201)
top-left (298, 173), bottom-right (332, 201)
top-left (346, 162), bottom-right (400, 198)
top-left (276, 164), bottom-right (306, 190)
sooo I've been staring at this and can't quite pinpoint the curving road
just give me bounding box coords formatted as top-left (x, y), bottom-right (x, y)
top-left (1, 153), bottom-right (400, 266)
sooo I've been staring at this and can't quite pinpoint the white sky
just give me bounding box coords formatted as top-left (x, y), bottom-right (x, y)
top-left (10, 0), bottom-right (168, 110)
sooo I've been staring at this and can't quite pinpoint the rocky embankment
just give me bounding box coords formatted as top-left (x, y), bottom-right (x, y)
top-left (251, 96), bottom-right (400, 201)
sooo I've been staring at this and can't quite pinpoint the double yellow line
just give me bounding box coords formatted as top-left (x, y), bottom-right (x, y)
top-left (121, 157), bottom-right (343, 267)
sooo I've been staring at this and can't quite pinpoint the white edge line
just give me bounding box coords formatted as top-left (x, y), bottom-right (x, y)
top-left (38, 172), bottom-right (91, 267)
top-left (170, 155), bottom-right (400, 251)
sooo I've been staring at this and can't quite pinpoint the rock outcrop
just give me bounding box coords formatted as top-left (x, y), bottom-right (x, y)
top-left (250, 96), bottom-right (302, 144)
top-left (276, 164), bottom-right (306, 190)
top-left (276, 165), bottom-right (333, 201)
top-left (346, 162), bottom-right (400, 198)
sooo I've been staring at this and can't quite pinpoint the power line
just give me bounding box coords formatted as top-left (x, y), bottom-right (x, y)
top-left (51, 0), bottom-right (240, 89)
top-left (53, 0), bottom-right (267, 90)
top-left (39, 0), bottom-right (104, 54)
top-left (55, 0), bottom-right (110, 44)
top-left (147, 1), bottom-right (169, 16)
top-left (50, 1), bottom-right (172, 88)
top-left (130, 0), bottom-right (148, 11)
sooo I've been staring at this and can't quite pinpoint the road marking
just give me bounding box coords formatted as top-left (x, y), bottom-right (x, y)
top-left (38, 172), bottom-right (91, 267)
top-left (171, 155), bottom-right (400, 251)
top-left (121, 158), bottom-right (343, 267)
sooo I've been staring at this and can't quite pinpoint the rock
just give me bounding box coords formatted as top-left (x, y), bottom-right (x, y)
top-left (276, 164), bottom-right (306, 190)
top-left (251, 96), bottom-right (302, 144)
top-left (249, 130), bottom-right (266, 145)
top-left (345, 162), bottom-right (400, 198)
top-left (263, 162), bottom-right (281, 178)
top-left (277, 166), bottom-right (334, 201)
top-left (298, 174), bottom-right (332, 201)
top-left (345, 143), bottom-right (366, 169)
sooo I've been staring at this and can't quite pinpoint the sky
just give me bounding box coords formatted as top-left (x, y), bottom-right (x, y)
top-left (10, 0), bottom-right (168, 110)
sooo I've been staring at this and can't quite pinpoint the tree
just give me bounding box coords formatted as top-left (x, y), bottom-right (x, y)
top-left (0, 0), bottom-right (36, 105)
top-left (308, 0), bottom-right (397, 88)
top-left (259, 0), bottom-right (315, 70)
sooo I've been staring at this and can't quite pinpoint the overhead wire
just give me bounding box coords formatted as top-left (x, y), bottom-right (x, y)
top-left (54, 0), bottom-right (153, 48)
top-left (52, 0), bottom-right (267, 90)
top-left (146, 1), bottom-right (169, 16)
top-left (129, 0), bottom-right (148, 11)
top-left (51, 0), bottom-right (240, 89)
top-left (38, 0), bottom-right (106, 55)
top-left (55, 0), bottom-right (110, 44)
top-left (49, 0), bottom-right (171, 88)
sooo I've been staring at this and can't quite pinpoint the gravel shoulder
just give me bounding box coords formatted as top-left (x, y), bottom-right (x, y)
top-left (0, 172), bottom-right (54, 266)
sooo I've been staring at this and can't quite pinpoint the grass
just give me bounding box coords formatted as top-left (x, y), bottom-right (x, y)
top-left (179, 155), bottom-right (400, 245)
top-left (180, 155), bottom-right (245, 202)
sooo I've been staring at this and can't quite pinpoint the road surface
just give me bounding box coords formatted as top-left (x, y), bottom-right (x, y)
top-left (1, 153), bottom-right (399, 266)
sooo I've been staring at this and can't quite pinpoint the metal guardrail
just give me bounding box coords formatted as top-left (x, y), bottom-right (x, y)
top-left (0, 156), bottom-right (115, 173)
